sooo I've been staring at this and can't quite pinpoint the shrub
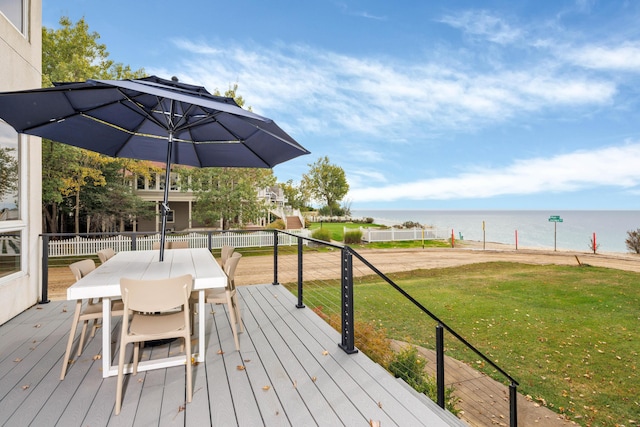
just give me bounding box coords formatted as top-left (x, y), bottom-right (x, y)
top-left (402, 221), bottom-right (422, 228)
top-left (311, 227), bottom-right (332, 242)
top-left (388, 347), bottom-right (459, 414)
top-left (344, 230), bottom-right (362, 244)
top-left (265, 219), bottom-right (285, 230)
top-left (625, 229), bottom-right (640, 253)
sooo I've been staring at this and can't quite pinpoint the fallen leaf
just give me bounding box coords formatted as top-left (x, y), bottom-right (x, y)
top-left (178, 405), bottom-right (186, 412)
top-left (217, 349), bottom-right (224, 355)
top-left (262, 385), bottom-right (270, 391)
top-left (237, 365), bottom-right (245, 370)
top-left (14, 358), bottom-right (21, 363)
top-left (322, 350), bottom-right (329, 356)
top-left (311, 376), bottom-right (317, 382)
top-left (369, 420), bottom-right (381, 427)
top-left (93, 354), bottom-right (101, 360)
top-left (34, 324), bottom-right (41, 328)
top-left (22, 384), bottom-right (30, 390)
top-left (61, 307), bottom-right (67, 313)
top-left (378, 401), bottom-right (383, 408)
top-left (244, 359), bottom-right (251, 362)
top-left (293, 380), bottom-right (297, 389)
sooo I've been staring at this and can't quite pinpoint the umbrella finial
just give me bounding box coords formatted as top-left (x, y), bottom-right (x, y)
top-left (171, 76), bottom-right (179, 82)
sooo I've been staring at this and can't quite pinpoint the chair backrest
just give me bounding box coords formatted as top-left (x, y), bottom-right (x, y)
top-left (120, 274), bottom-right (193, 313)
top-left (97, 247), bottom-right (116, 263)
top-left (224, 253), bottom-right (242, 290)
top-left (170, 241), bottom-right (189, 249)
top-left (152, 242), bottom-right (168, 250)
top-left (221, 245), bottom-right (235, 267)
top-left (69, 259), bottom-right (96, 281)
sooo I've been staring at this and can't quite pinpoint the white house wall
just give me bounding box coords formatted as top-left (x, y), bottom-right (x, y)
top-left (0, 0), bottom-right (43, 325)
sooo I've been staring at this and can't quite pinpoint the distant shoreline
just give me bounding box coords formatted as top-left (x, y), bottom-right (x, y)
top-left (455, 238), bottom-right (637, 258)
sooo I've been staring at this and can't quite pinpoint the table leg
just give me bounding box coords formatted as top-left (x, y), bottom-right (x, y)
top-left (102, 297), bottom-right (111, 378)
top-left (198, 289), bottom-right (205, 362)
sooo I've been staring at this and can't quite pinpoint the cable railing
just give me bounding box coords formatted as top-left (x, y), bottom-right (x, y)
top-left (273, 230), bottom-right (520, 426)
top-left (38, 229), bottom-right (519, 425)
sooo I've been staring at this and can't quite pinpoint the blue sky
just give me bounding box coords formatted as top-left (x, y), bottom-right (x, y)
top-left (42, 0), bottom-right (640, 210)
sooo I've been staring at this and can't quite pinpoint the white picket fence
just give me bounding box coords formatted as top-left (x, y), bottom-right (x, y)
top-left (356, 226), bottom-right (446, 243)
top-left (46, 230), bottom-right (311, 258)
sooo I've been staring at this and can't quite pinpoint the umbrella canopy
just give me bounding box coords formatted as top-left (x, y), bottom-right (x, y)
top-left (0, 76), bottom-right (310, 260)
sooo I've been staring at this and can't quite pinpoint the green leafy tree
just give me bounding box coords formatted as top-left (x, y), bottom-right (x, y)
top-left (281, 179), bottom-right (309, 210)
top-left (181, 167), bottom-right (275, 230)
top-left (301, 156), bottom-right (349, 216)
top-left (41, 16), bottom-right (148, 233)
top-left (82, 159), bottom-right (157, 232)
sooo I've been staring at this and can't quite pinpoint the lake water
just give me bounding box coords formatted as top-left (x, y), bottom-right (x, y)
top-left (350, 210), bottom-right (640, 254)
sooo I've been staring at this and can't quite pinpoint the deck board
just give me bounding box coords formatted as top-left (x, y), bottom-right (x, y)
top-left (0, 285), bottom-right (465, 427)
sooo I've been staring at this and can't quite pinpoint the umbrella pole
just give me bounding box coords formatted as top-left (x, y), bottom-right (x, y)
top-left (159, 132), bottom-right (174, 262)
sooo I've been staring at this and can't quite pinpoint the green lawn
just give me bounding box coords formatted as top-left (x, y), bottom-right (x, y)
top-left (288, 262), bottom-right (639, 426)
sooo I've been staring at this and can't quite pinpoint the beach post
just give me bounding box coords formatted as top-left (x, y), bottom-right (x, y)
top-left (451, 229), bottom-right (455, 248)
top-left (515, 230), bottom-right (518, 250)
top-left (482, 220), bottom-right (486, 250)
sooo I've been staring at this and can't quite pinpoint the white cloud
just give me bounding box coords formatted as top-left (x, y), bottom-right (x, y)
top-left (567, 42), bottom-right (640, 72)
top-left (439, 10), bottom-right (522, 45)
top-left (347, 143), bottom-right (640, 202)
top-left (168, 38), bottom-right (616, 141)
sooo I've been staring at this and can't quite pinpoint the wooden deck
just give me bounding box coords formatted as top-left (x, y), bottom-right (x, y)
top-left (0, 284), bottom-right (464, 427)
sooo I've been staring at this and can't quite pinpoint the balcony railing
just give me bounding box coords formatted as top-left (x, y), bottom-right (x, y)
top-left (39, 229), bottom-right (519, 425)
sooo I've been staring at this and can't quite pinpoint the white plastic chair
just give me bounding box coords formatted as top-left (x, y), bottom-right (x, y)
top-left (60, 259), bottom-right (124, 380)
top-left (115, 274), bottom-right (193, 415)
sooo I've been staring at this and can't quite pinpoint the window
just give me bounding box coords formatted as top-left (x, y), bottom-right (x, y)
top-left (0, 230), bottom-right (20, 279)
top-left (0, 0), bottom-right (28, 35)
top-left (0, 120), bottom-right (19, 222)
top-left (136, 175), bottom-right (146, 190)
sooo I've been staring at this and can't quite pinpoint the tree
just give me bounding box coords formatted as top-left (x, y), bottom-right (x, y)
top-left (301, 156), bottom-right (349, 216)
top-left (41, 16), bottom-right (148, 233)
top-left (180, 167), bottom-right (276, 229)
top-left (281, 179), bottom-right (310, 210)
top-left (625, 229), bottom-right (640, 254)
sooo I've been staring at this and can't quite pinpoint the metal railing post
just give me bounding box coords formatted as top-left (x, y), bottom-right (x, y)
top-left (339, 248), bottom-right (357, 354)
top-left (296, 237), bottom-right (305, 308)
top-left (436, 323), bottom-right (445, 408)
top-left (207, 231), bottom-right (212, 251)
top-left (40, 235), bottom-right (50, 304)
top-left (272, 230), bottom-right (279, 285)
top-left (131, 233), bottom-right (137, 251)
top-left (510, 382), bottom-right (518, 427)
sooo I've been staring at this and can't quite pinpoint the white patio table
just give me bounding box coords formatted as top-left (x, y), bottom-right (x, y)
top-left (67, 248), bottom-right (227, 378)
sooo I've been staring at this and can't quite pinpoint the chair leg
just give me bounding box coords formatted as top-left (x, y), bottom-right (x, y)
top-left (133, 342), bottom-right (140, 375)
top-left (226, 294), bottom-right (240, 351)
top-left (78, 320), bottom-right (89, 357)
top-left (232, 294), bottom-right (244, 333)
top-left (115, 340), bottom-right (127, 415)
top-left (185, 335), bottom-right (192, 403)
top-left (60, 301), bottom-right (82, 380)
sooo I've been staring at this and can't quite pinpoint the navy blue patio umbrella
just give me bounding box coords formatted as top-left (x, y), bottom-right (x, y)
top-left (0, 76), bottom-right (309, 260)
